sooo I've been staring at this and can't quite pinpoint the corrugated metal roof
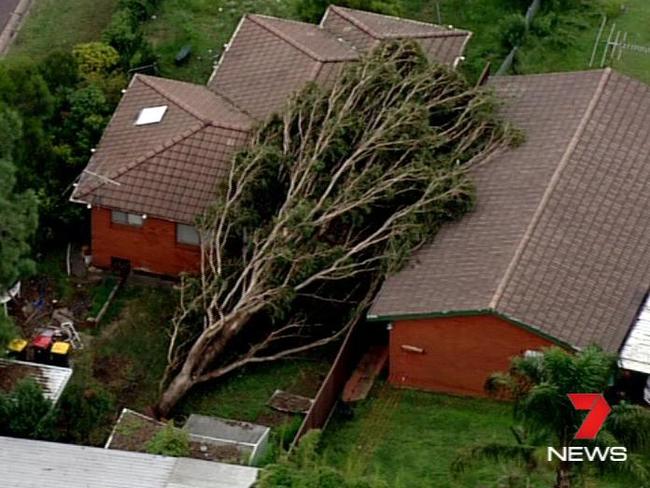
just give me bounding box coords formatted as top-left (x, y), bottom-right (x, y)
top-left (619, 294), bottom-right (650, 374)
top-left (0, 359), bottom-right (72, 403)
top-left (0, 436), bottom-right (259, 488)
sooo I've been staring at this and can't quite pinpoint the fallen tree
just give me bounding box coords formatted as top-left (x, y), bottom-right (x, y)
top-left (155, 41), bottom-right (519, 417)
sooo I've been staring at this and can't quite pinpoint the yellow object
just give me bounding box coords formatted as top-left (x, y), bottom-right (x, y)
top-left (8, 339), bottom-right (27, 353)
top-left (51, 342), bottom-right (71, 355)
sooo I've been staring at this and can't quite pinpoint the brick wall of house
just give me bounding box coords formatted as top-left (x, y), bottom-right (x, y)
top-left (389, 314), bottom-right (555, 396)
top-left (91, 207), bottom-right (200, 276)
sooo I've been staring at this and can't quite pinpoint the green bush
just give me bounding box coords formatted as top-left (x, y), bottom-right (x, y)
top-left (102, 9), bottom-right (142, 63)
top-left (146, 423), bottom-right (191, 457)
top-left (0, 378), bottom-right (57, 439)
top-left (258, 431), bottom-right (388, 487)
top-left (72, 42), bottom-right (120, 80)
top-left (118, 0), bottom-right (160, 22)
top-left (499, 13), bottom-right (528, 50)
top-left (56, 380), bottom-right (116, 445)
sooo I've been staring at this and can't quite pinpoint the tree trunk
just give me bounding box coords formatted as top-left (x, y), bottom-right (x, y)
top-left (555, 461), bottom-right (572, 488)
top-left (155, 312), bottom-right (252, 418)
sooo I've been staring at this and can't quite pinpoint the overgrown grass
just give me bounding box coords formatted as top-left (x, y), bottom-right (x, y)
top-left (320, 384), bottom-right (638, 488)
top-left (9, 0), bottom-right (119, 59)
top-left (144, 0), bottom-right (300, 84)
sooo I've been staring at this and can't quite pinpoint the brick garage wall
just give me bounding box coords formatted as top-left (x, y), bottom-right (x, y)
top-left (389, 314), bottom-right (555, 396)
top-left (91, 207), bottom-right (200, 276)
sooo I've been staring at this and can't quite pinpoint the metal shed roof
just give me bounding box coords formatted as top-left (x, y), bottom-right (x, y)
top-left (0, 436), bottom-right (259, 488)
top-left (619, 294), bottom-right (650, 374)
top-left (0, 359), bottom-right (72, 403)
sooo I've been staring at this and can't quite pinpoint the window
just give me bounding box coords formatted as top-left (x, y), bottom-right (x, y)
top-left (111, 210), bottom-right (143, 227)
top-left (177, 224), bottom-right (200, 246)
top-left (135, 105), bottom-right (168, 125)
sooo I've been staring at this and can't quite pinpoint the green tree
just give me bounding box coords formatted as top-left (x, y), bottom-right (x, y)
top-left (259, 430), bottom-right (387, 487)
top-left (72, 42), bottom-right (121, 81)
top-left (157, 41), bottom-right (517, 416)
top-left (455, 347), bottom-right (650, 488)
top-left (0, 160), bottom-right (38, 290)
top-left (0, 378), bottom-right (57, 439)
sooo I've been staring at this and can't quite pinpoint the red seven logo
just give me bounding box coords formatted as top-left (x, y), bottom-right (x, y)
top-left (568, 393), bottom-right (612, 440)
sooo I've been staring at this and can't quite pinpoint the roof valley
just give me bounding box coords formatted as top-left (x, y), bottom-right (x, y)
top-left (488, 68), bottom-right (613, 312)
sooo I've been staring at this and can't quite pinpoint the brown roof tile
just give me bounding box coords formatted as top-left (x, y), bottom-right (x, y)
top-left (208, 6), bottom-right (471, 119)
top-left (321, 5), bottom-right (471, 64)
top-left (71, 74), bottom-right (251, 222)
top-left (371, 69), bottom-right (650, 352)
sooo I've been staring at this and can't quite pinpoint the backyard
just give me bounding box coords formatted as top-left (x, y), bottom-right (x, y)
top-left (320, 384), bottom-right (645, 488)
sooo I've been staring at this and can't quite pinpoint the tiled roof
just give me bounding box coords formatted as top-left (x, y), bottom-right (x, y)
top-left (321, 5), bottom-right (471, 64)
top-left (370, 69), bottom-right (650, 352)
top-left (73, 7), bottom-right (472, 222)
top-left (208, 6), bottom-right (471, 119)
top-left (71, 74), bottom-right (252, 223)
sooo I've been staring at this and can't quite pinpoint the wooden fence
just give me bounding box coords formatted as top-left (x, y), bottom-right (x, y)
top-left (290, 320), bottom-right (364, 449)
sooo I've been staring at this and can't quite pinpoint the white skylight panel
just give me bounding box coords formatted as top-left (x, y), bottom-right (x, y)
top-left (135, 105), bottom-right (168, 125)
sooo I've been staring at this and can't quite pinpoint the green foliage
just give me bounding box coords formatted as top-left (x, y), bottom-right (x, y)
top-left (56, 377), bottom-right (116, 445)
top-left (481, 347), bottom-right (650, 485)
top-left (103, 6), bottom-right (157, 69)
top-left (72, 42), bottom-right (121, 80)
top-left (0, 160), bottom-right (38, 289)
top-left (0, 314), bottom-right (17, 353)
top-left (259, 430), bottom-right (388, 487)
top-left (0, 378), bottom-right (57, 439)
top-left (296, 0), bottom-right (402, 23)
top-left (146, 422), bottom-right (191, 457)
top-left (499, 13), bottom-right (528, 50)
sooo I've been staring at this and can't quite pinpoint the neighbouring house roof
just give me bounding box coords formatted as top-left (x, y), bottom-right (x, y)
top-left (619, 294), bottom-right (650, 374)
top-left (72, 6), bottom-right (471, 223)
top-left (321, 5), bottom-right (471, 64)
top-left (208, 6), bottom-right (470, 119)
top-left (370, 69), bottom-right (650, 353)
top-left (0, 359), bottom-right (72, 403)
top-left (0, 436), bottom-right (258, 488)
top-left (71, 74), bottom-right (252, 223)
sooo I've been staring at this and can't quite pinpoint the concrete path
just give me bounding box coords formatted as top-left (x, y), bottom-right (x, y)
top-left (0, 0), bottom-right (33, 55)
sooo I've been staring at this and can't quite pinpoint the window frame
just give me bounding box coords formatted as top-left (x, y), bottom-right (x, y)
top-left (176, 223), bottom-right (200, 247)
top-left (111, 210), bottom-right (144, 227)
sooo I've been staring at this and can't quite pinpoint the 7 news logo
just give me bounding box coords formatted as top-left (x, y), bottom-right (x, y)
top-left (547, 394), bottom-right (628, 462)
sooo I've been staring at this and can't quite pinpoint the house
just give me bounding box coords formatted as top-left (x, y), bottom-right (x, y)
top-left (0, 435), bottom-right (258, 488)
top-left (70, 6), bottom-right (471, 275)
top-left (369, 69), bottom-right (650, 396)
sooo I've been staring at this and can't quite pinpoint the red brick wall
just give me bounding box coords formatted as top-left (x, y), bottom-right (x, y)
top-left (91, 207), bottom-right (200, 276)
top-left (389, 314), bottom-right (554, 396)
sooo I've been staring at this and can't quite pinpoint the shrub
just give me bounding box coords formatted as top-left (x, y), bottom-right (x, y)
top-left (0, 378), bottom-right (57, 439)
top-left (146, 423), bottom-right (191, 457)
top-left (258, 431), bottom-right (388, 487)
top-left (102, 9), bottom-right (142, 63)
top-left (118, 0), bottom-right (160, 22)
top-left (56, 381), bottom-right (116, 445)
top-left (72, 42), bottom-right (120, 80)
top-left (499, 13), bottom-right (528, 50)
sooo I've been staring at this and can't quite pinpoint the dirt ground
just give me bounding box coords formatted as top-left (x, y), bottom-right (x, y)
top-left (0, 362), bottom-right (31, 392)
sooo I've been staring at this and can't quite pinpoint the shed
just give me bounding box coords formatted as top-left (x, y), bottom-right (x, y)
top-left (0, 435), bottom-right (258, 488)
top-left (184, 414), bottom-right (270, 465)
top-left (0, 358), bottom-right (72, 403)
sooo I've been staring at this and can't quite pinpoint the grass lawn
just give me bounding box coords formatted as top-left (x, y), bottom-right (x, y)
top-left (403, 0), bottom-right (521, 80)
top-left (320, 384), bottom-right (638, 488)
top-left (9, 0), bottom-right (119, 59)
top-left (606, 0), bottom-right (650, 84)
top-left (144, 0), bottom-right (300, 84)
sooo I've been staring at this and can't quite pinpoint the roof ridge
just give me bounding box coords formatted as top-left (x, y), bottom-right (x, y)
top-left (136, 75), bottom-right (212, 124)
top-left (328, 5), bottom-right (468, 38)
top-left (75, 122), bottom-right (208, 200)
top-left (248, 14), bottom-right (353, 63)
top-left (489, 68), bottom-right (612, 311)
